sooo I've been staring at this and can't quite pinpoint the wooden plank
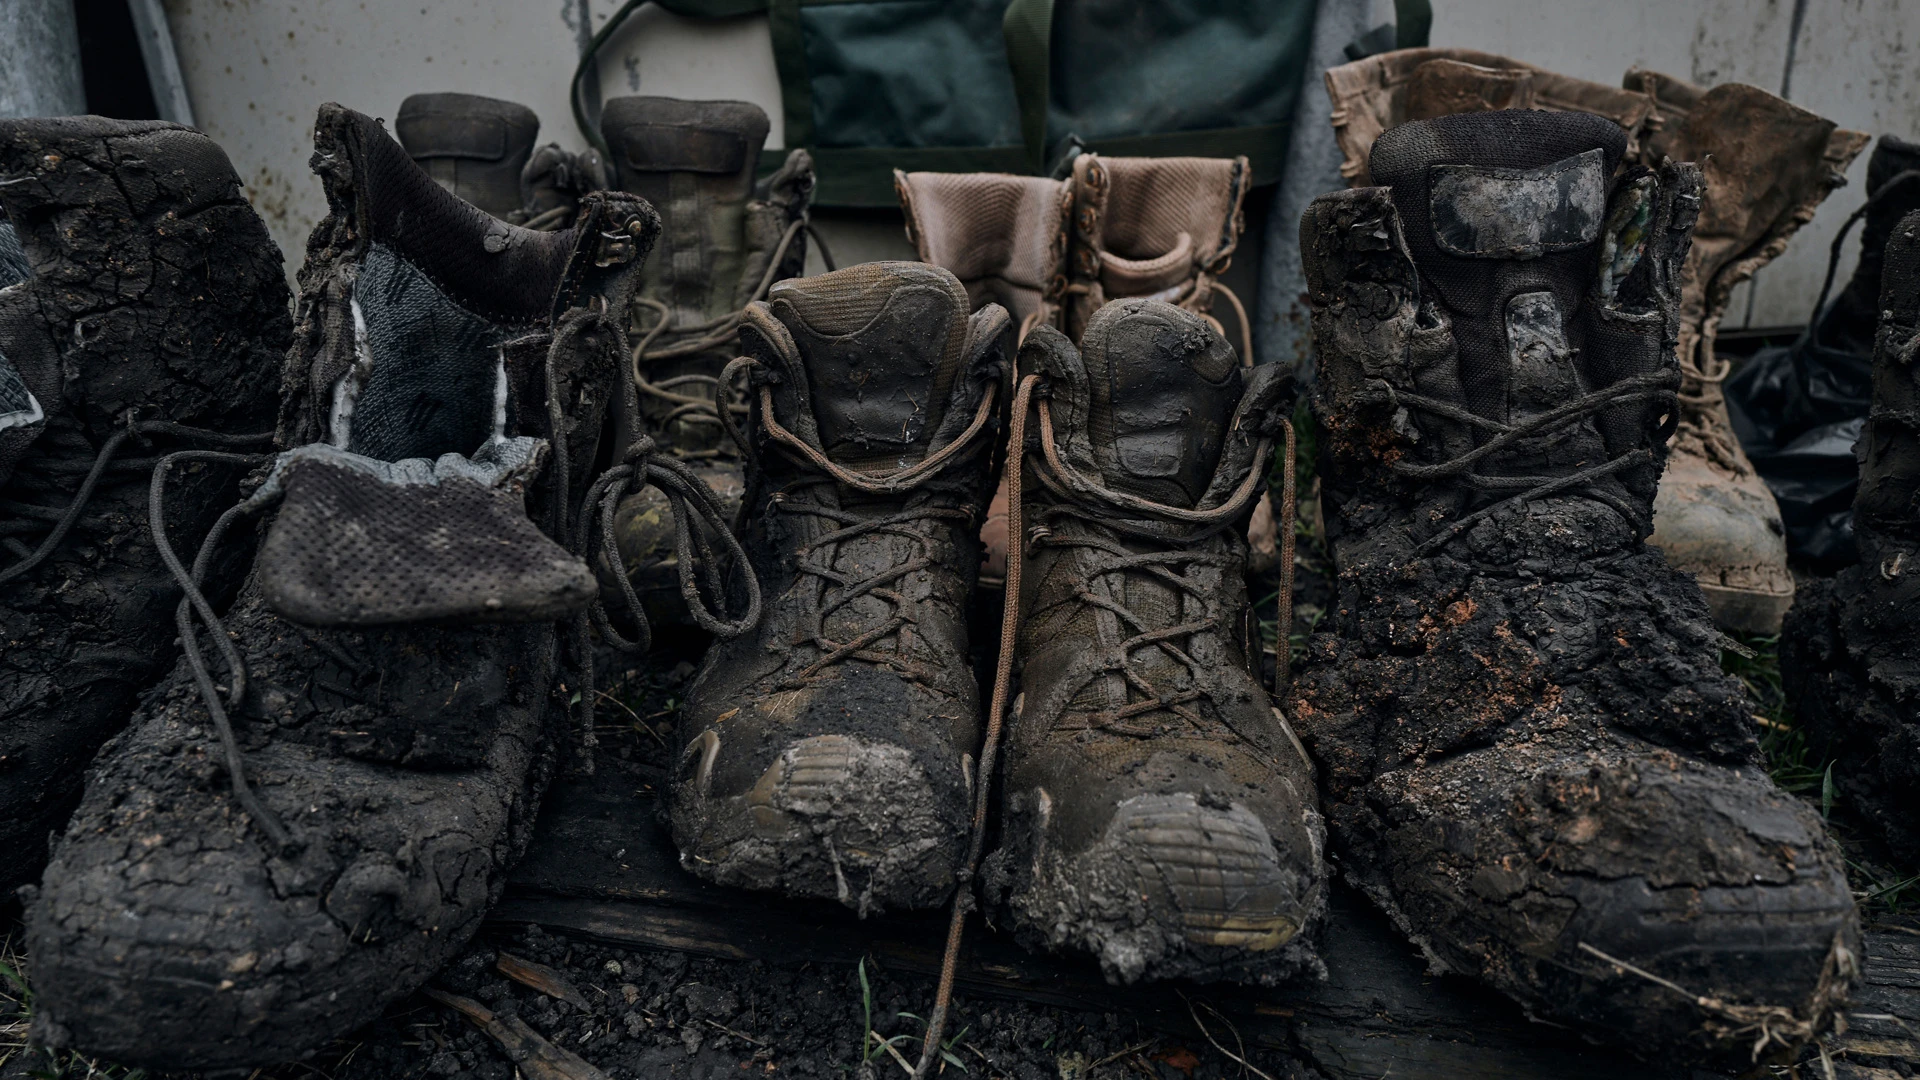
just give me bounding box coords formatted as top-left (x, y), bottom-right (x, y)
top-left (493, 758), bottom-right (1917, 1080)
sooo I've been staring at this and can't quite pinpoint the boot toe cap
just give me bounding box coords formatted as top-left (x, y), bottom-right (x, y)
top-left (670, 731), bottom-right (967, 914)
top-left (1001, 790), bottom-right (1325, 985)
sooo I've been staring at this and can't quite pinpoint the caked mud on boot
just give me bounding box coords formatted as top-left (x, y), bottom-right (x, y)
top-left (1291, 109), bottom-right (1859, 1066)
top-left (602, 97), bottom-right (815, 632)
top-left (1322, 48), bottom-right (1870, 632)
top-left (669, 262), bottom-right (1010, 915)
top-left (1784, 210), bottom-right (1920, 863)
top-left (981, 302), bottom-right (1325, 986)
top-left (0, 117), bottom-right (291, 892)
top-left (395, 92), bottom-right (607, 229)
top-left (24, 104), bottom-right (661, 1070)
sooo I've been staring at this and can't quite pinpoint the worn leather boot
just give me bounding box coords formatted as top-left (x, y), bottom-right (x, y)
top-left (0, 117), bottom-right (291, 893)
top-left (1323, 49), bottom-right (1870, 633)
top-left (395, 92), bottom-right (605, 229)
top-left (1784, 210), bottom-right (1920, 863)
top-left (603, 97), bottom-right (814, 631)
top-left (669, 262), bottom-right (1010, 915)
top-left (1293, 109), bottom-right (1859, 1067)
top-left (897, 158), bottom-right (1282, 582)
top-left (1632, 71), bottom-right (1867, 635)
top-left (982, 300), bottom-right (1325, 985)
top-left (25, 105), bottom-right (661, 1069)
top-left (896, 169), bottom-right (1071, 588)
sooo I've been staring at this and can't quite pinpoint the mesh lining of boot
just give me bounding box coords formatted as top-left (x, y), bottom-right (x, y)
top-left (258, 109), bottom-right (597, 628)
top-left (0, 221), bottom-right (26, 285)
top-left (1367, 110), bottom-right (1626, 426)
top-left (764, 261), bottom-right (969, 471)
top-left (896, 170), bottom-right (1070, 328)
top-left (0, 220), bottom-right (38, 431)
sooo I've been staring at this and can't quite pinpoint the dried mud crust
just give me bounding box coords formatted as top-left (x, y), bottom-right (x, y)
top-left (1783, 574), bottom-right (1920, 864)
top-left (24, 586), bottom-right (557, 1070)
top-left (0, 120), bottom-right (291, 891)
top-left (1291, 501), bottom-right (1860, 1065)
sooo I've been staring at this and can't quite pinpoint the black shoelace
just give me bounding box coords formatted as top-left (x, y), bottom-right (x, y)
top-left (1370, 370), bottom-right (1681, 554)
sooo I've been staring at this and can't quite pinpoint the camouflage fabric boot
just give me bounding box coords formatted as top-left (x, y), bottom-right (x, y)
top-left (25, 105), bottom-right (663, 1069)
top-left (1293, 110), bottom-right (1858, 1066)
top-left (395, 92), bottom-right (606, 229)
top-left (603, 97), bottom-right (814, 631)
top-left (1322, 48), bottom-right (1870, 633)
top-left (0, 117), bottom-right (291, 893)
top-left (1784, 210), bottom-right (1920, 863)
top-left (669, 262), bottom-right (1010, 914)
top-left (981, 300), bottom-right (1325, 985)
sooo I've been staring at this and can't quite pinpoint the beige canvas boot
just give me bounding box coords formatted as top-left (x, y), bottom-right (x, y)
top-left (1323, 49), bottom-right (1655, 186)
top-left (1062, 153), bottom-right (1280, 573)
top-left (1629, 72), bottom-right (1867, 633)
top-left (898, 160), bottom-right (1283, 580)
top-left (1321, 49), bottom-right (1868, 633)
top-left (896, 170), bottom-right (1072, 585)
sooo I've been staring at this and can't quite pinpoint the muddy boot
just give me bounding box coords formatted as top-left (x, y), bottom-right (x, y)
top-left (981, 301), bottom-right (1325, 985)
top-left (1292, 110), bottom-right (1859, 1066)
top-left (669, 262), bottom-right (1010, 914)
top-left (1783, 211), bottom-right (1920, 863)
top-left (895, 169), bottom-right (1072, 588)
top-left (1813, 137), bottom-right (1920, 359)
top-left (1064, 153), bottom-right (1293, 577)
top-left (0, 117), bottom-right (291, 894)
top-left (23, 104), bottom-right (660, 1069)
top-left (602, 97), bottom-right (813, 632)
top-left (1632, 72), bottom-right (1868, 634)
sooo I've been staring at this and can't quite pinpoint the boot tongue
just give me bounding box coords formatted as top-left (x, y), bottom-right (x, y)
top-left (1077, 299), bottom-right (1242, 508)
top-left (1368, 110), bottom-right (1625, 431)
top-left (766, 261), bottom-right (970, 471)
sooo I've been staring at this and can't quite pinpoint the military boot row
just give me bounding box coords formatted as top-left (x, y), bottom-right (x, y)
top-left (0, 96), bottom-right (1886, 1077)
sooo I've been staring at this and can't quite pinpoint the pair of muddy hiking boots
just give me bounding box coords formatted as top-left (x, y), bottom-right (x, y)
top-left (0, 108), bottom-right (757, 1069)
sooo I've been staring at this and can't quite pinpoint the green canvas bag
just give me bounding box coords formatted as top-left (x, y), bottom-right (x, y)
top-left (575, 0), bottom-right (1330, 206)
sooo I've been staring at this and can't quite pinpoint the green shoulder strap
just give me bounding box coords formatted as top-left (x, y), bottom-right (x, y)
top-left (1395, 0), bottom-right (1433, 48)
top-left (1002, 0), bottom-right (1055, 176)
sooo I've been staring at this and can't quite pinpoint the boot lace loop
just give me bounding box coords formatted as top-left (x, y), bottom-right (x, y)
top-left (719, 355), bottom-right (999, 689)
top-left (1373, 370), bottom-right (1681, 554)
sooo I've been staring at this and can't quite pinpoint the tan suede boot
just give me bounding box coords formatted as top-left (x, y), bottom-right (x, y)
top-left (1629, 72), bottom-right (1868, 633)
top-left (896, 170), bottom-right (1072, 585)
top-left (898, 158), bottom-right (1281, 581)
top-left (1321, 49), bottom-right (1868, 633)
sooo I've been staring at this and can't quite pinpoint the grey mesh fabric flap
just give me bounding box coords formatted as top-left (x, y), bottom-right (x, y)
top-left (0, 353), bottom-right (41, 432)
top-left (1428, 148), bottom-right (1605, 259)
top-left (256, 440), bottom-right (598, 627)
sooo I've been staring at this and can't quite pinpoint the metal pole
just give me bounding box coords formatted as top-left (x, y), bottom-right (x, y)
top-left (0, 0), bottom-right (87, 120)
top-left (127, 0), bottom-right (197, 127)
